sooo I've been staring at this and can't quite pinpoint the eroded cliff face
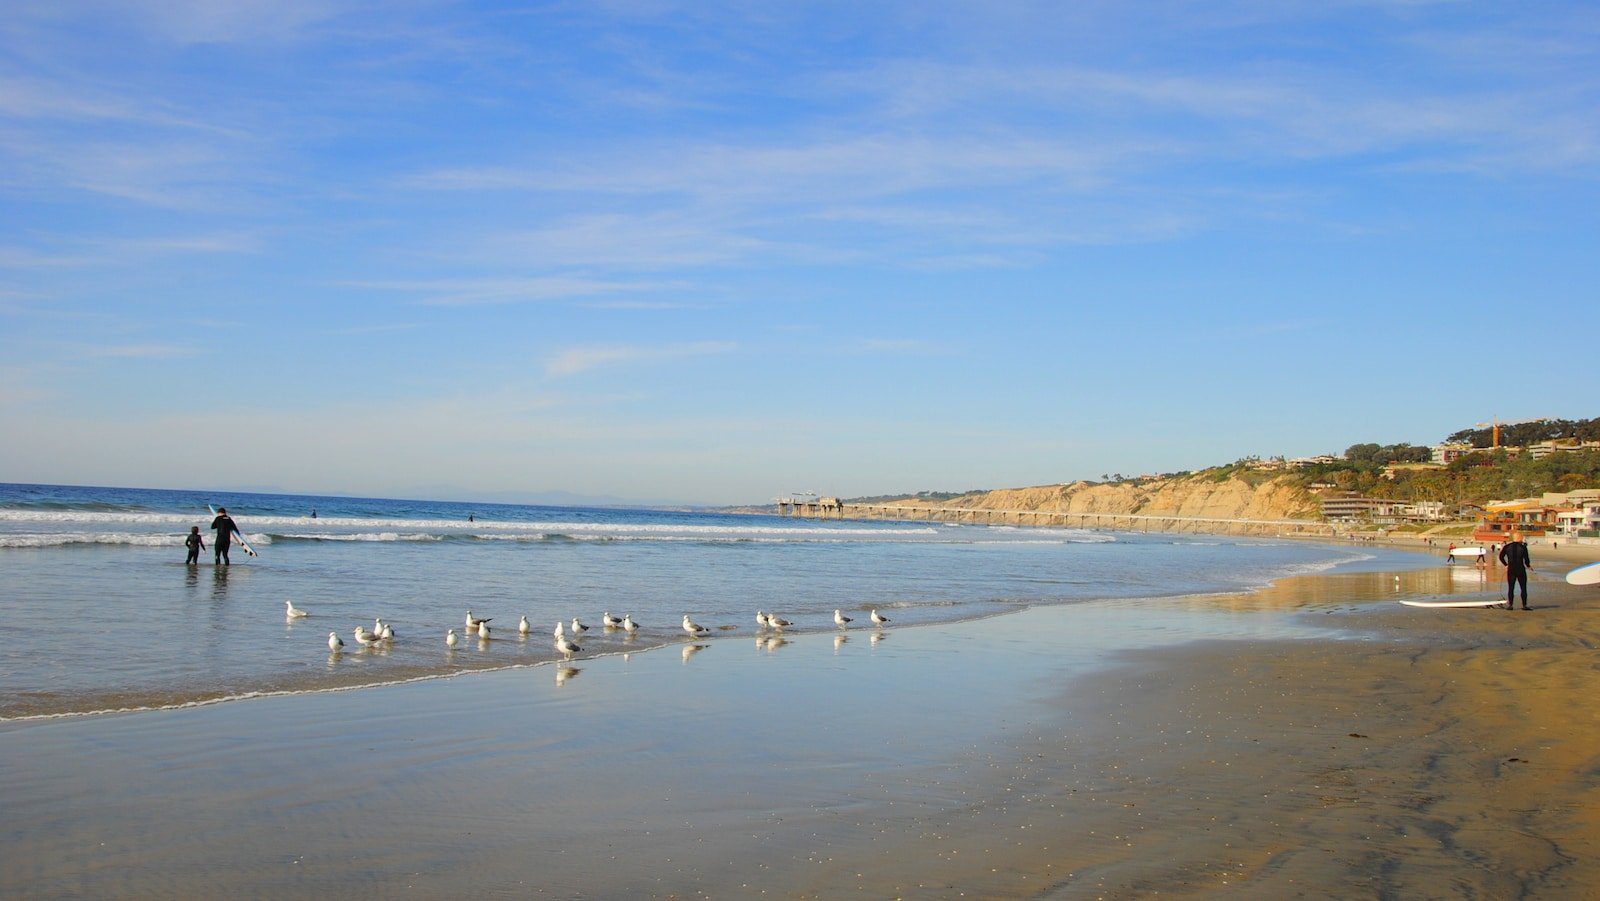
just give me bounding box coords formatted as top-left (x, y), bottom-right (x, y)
top-left (885, 474), bottom-right (1320, 522)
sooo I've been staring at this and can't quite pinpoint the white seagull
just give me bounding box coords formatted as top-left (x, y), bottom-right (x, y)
top-left (570, 617), bottom-right (590, 635)
top-left (374, 618), bottom-right (386, 638)
top-left (834, 609), bottom-right (853, 627)
top-left (622, 614), bottom-right (640, 634)
top-left (553, 621), bottom-right (566, 639)
top-left (477, 621), bottom-right (491, 640)
top-left (602, 612), bottom-right (623, 628)
top-left (446, 628), bottom-right (459, 649)
top-left (465, 611), bottom-right (491, 631)
top-left (555, 635), bottom-right (582, 658)
top-left (328, 631), bottom-right (344, 651)
top-left (286, 600), bottom-right (309, 619)
top-left (519, 615), bottom-right (531, 636)
top-left (767, 613), bottom-right (792, 630)
top-left (380, 622), bottom-right (395, 640)
top-left (870, 609), bottom-right (890, 626)
top-left (352, 627), bottom-right (381, 648)
top-left (756, 611), bottom-right (770, 629)
top-left (682, 615), bottom-right (709, 636)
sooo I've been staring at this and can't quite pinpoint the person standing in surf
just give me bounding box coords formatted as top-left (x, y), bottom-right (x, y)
top-left (1498, 531), bottom-right (1531, 610)
top-left (184, 526), bottom-right (205, 565)
top-left (210, 507), bottom-right (242, 565)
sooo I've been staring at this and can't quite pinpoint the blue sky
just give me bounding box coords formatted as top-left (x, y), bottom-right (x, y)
top-left (2, 1), bottom-right (1597, 504)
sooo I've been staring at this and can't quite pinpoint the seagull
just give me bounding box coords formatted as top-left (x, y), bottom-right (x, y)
top-left (519, 615), bottom-right (531, 636)
top-left (555, 635), bottom-right (582, 658)
top-left (767, 613), bottom-right (792, 630)
top-left (328, 631), bottom-right (344, 651)
top-left (602, 612), bottom-right (623, 628)
top-left (570, 617), bottom-right (590, 635)
top-left (374, 618), bottom-right (386, 638)
top-left (286, 600), bottom-right (309, 619)
top-left (477, 621), bottom-right (491, 640)
top-left (554, 621), bottom-right (566, 640)
top-left (622, 614), bottom-right (640, 634)
top-left (465, 611), bottom-right (491, 631)
top-left (682, 614), bottom-right (709, 636)
top-left (834, 609), bottom-right (853, 627)
top-left (446, 628), bottom-right (459, 649)
top-left (380, 622), bottom-right (395, 640)
top-left (353, 627), bottom-right (381, 648)
top-left (870, 609), bottom-right (890, 626)
top-left (756, 610), bottom-right (770, 630)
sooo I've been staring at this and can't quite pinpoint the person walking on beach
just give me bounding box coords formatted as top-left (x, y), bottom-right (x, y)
top-left (184, 526), bottom-right (205, 565)
top-left (1498, 532), bottom-right (1531, 610)
top-left (210, 507), bottom-right (241, 565)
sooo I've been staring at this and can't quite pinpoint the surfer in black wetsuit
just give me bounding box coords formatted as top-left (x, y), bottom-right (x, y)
top-left (211, 507), bottom-right (240, 565)
top-left (185, 526), bottom-right (205, 565)
top-left (1498, 532), bottom-right (1531, 610)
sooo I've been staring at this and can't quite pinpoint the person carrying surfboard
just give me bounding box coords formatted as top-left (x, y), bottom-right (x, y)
top-left (1498, 532), bottom-right (1532, 611)
top-left (211, 507), bottom-right (243, 565)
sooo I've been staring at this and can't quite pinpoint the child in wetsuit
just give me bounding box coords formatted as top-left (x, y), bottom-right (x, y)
top-left (185, 526), bottom-right (205, 564)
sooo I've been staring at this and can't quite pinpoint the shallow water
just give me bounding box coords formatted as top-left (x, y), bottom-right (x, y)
top-left (0, 482), bottom-right (1436, 718)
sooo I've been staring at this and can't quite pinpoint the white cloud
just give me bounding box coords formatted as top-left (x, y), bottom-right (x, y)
top-left (545, 340), bottom-right (737, 376)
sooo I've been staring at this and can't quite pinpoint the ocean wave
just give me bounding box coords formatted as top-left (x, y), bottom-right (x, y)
top-left (0, 531), bottom-right (274, 548)
top-left (0, 509), bottom-right (942, 538)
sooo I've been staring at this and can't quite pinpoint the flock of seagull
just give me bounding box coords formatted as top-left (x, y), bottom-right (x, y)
top-left (296, 599), bottom-right (893, 660)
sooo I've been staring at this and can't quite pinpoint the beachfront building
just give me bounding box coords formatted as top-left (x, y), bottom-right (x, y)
top-left (1395, 501), bottom-right (1451, 521)
top-left (1431, 443), bottom-right (1473, 465)
top-left (1473, 500), bottom-right (1567, 542)
top-left (1320, 494), bottom-right (1405, 522)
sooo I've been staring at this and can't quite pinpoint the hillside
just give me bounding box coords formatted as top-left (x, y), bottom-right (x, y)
top-left (870, 471), bottom-right (1320, 522)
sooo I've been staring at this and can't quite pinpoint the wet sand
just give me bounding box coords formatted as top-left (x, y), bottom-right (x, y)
top-left (4, 563), bottom-right (1599, 898)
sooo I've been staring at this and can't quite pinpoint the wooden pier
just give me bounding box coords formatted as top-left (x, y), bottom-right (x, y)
top-left (775, 498), bottom-right (1334, 537)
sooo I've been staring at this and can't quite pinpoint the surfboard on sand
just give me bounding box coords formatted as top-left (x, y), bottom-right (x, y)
top-left (207, 504), bottom-right (258, 557)
top-left (1399, 598), bottom-right (1507, 609)
top-left (1567, 561), bottom-right (1600, 586)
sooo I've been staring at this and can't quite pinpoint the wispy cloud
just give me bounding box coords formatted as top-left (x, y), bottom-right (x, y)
top-left (545, 340), bottom-right (738, 377)
top-left (344, 276), bottom-right (684, 306)
top-left (80, 343), bottom-right (200, 359)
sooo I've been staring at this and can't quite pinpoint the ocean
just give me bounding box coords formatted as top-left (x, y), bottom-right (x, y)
top-left (0, 482), bottom-right (1433, 720)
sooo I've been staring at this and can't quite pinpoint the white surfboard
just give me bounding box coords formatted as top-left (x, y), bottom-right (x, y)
top-left (1566, 561), bottom-right (1600, 586)
top-left (207, 504), bottom-right (258, 557)
top-left (1399, 598), bottom-right (1507, 608)
top-left (1446, 547), bottom-right (1485, 558)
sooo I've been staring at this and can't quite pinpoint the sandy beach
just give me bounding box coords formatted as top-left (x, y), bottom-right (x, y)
top-left (4, 558), bottom-right (1599, 898)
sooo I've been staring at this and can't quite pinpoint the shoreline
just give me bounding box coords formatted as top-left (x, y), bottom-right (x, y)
top-left (5, 560), bottom-right (1598, 896)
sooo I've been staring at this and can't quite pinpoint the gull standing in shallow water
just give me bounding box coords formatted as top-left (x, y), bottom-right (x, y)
top-left (833, 609), bottom-right (853, 627)
top-left (602, 612), bottom-right (623, 628)
top-left (286, 600), bottom-right (309, 619)
top-left (553, 621), bottom-right (566, 640)
top-left (870, 609), bottom-right (890, 626)
top-left (682, 615), bottom-right (709, 636)
top-left (555, 635), bottom-right (581, 658)
top-left (622, 614), bottom-right (639, 634)
top-left (328, 631), bottom-right (343, 651)
top-left (767, 613), bottom-right (792, 631)
top-left (570, 617), bottom-right (590, 635)
top-left (477, 621), bottom-right (491, 640)
top-left (756, 611), bottom-right (770, 630)
top-left (446, 629), bottom-right (459, 649)
top-left (353, 627), bottom-right (381, 648)
top-left (380, 622), bottom-right (395, 640)
top-left (465, 611), bottom-right (491, 631)
top-left (519, 615), bottom-right (531, 636)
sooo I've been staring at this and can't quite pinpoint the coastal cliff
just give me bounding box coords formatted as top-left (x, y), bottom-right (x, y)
top-left (870, 473), bottom-right (1321, 523)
